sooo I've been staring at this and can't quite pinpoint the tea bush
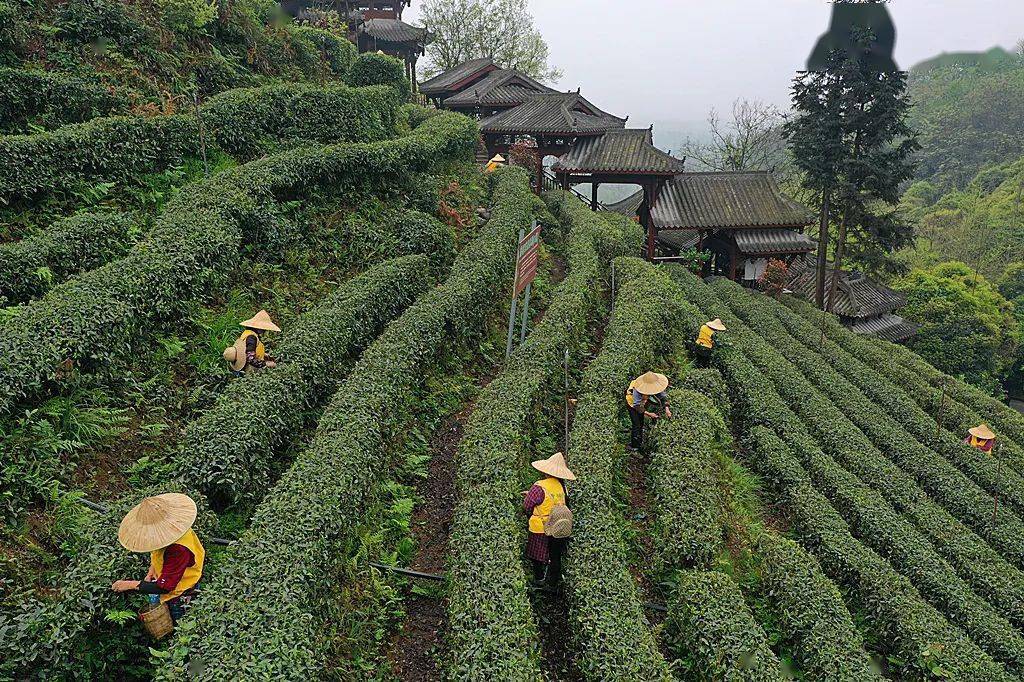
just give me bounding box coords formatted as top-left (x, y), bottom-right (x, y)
top-left (0, 68), bottom-right (126, 133)
top-left (180, 254), bottom-right (436, 509)
top-left (445, 192), bottom-right (633, 679)
top-left (0, 212), bottom-right (136, 305)
top-left (0, 82), bottom-right (403, 206)
top-left (560, 257), bottom-right (692, 681)
top-left (0, 109), bottom-right (476, 418)
top-left (152, 167), bottom-right (531, 680)
top-left (664, 570), bottom-right (783, 681)
top-left (345, 52), bottom-right (409, 92)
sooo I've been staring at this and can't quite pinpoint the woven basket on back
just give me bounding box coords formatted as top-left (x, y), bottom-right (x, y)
top-left (545, 504), bottom-right (573, 538)
top-left (140, 602), bottom-right (174, 640)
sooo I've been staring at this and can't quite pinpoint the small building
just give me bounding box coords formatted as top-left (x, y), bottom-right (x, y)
top-left (419, 58), bottom-right (499, 106)
top-left (610, 171), bottom-right (817, 278)
top-left (440, 69), bottom-right (556, 118)
top-left (356, 18), bottom-right (430, 88)
top-left (787, 259), bottom-right (918, 342)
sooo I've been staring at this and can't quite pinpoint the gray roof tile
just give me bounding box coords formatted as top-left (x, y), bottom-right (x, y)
top-left (479, 93), bottom-right (625, 136)
top-left (443, 69), bottom-right (555, 107)
top-left (419, 58), bottom-right (495, 95)
top-left (652, 172), bottom-right (815, 230)
top-left (552, 129), bottom-right (685, 175)
top-left (788, 259), bottom-right (907, 318)
top-left (358, 18), bottom-right (428, 44)
top-left (734, 228), bottom-right (817, 255)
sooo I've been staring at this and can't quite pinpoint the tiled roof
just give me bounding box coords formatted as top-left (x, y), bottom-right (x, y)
top-left (848, 313), bottom-right (918, 342)
top-left (657, 229), bottom-right (700, 252)
top-left (478, 93), bottom-right (626, 136)
top-left (552, 129), bottom-right (685, 175)
top-left (788, 259), bottom-right (906, 318)
top-left (734, 228), bottom-right (817, 255)
top-left (442, 69), bottom-right (555, 108)
top-left (606, 189), bottom-right (644, 217)
top-left (419, 58), bottom-right (495, 95)
top-left (651, 172), bottom-right (815, 230)
top-left (358, 18), bottom-right (428, 44)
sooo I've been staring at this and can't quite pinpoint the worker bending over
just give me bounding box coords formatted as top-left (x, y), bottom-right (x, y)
top-left (223, 309), bottom-right (279, 375)
top-left (965, 423), bottom-right (996, 453)
top-left (626, 371), bottom-right (672, 451)
top-left (111, 493), bottom-right (205, 623)
top-left (695, 318), bottom-right (727, 365)
top-left (484, 154), bottom-right (506, 173)
top-left (524, 452), bottom-right (575, 587)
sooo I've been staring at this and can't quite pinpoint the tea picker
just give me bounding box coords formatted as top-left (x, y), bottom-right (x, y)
top-left (625, 371), bottom-right (672, 451)
top-left (111, 493), bottom-right (205, 639)
top-left (694, 318), bottom-right (726, 366)
top-left (223, 309), bottom-right (280, 375)
top-left (964, 423), bottom-right (996, 453)
top-left (523, 452), bottom-right (575, 587)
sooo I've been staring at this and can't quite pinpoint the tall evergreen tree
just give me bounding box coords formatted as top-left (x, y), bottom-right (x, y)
top-left (784, 26), bottom-right (919, 310)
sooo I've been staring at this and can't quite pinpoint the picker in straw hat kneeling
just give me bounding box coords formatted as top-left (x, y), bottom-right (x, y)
top-left (111, 493), bottom-right (205, 637)
top-left (625, 371), bottom-right (672, 451)
top-left (523, 452), bottom-right (575, 587)
top-left (223, 309), bottom-right (280, 375)
top-left (965, 423), bottom-right (997, 453)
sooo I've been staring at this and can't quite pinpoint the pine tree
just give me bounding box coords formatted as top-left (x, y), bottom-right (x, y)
top-left (784, 27), bottom-right (919, 310)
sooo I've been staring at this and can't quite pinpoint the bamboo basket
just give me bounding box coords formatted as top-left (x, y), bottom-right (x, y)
top-left (139, 602), bottom-right (174, 640)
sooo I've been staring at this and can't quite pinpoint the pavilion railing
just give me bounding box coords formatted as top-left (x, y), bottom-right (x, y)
top-left (541, 169), bottom-right (608, 211)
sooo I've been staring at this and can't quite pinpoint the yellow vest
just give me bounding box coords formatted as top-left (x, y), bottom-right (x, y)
top-left (696, 324), bottom-right (715, 349)
top-left (529, 477), bottom-right (565, 534)
top-left (149, 528), bottom-right (205, 603)
top-left (238, 330), bottom-right (265, 361)
top-left (485, 161), bottom-right (501, 173)
top-left (968, 435), bottom-right (994, 453)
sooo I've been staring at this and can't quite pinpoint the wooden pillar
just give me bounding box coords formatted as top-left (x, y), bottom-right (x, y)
top-left (560, 174), bottom-right (570, 191)
top-left (534, 144), bottom-right (544, 194)
top-left (643, 183), bottom-right (656, 260)
top-left (729, 239), bottom-right (739, 280)
top-left (591, 182), bottom-right (599, 211)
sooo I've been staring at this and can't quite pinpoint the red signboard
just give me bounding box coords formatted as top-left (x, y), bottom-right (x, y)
top-left (513, 224), bottom-right (542, 296)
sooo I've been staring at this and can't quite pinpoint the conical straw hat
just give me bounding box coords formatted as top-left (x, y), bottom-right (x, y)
top-left (240, 310), bottom-right (280, 332)
top-left (118, 493), bottom-right (198, 553)
top-left (490, 154), bottom-right (506, 163)
top-left (532, 452), bottom-right (576, 481)
top-left (969, 424), bottom-right (996, 440)
top-left (707, 318), bottom-right (727, 332)
top-left (632, 371), bottom-right (669, 396)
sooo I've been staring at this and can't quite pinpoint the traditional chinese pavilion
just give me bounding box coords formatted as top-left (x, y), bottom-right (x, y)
top-left (787, 260), bottom-right (918, 342)
top-left (609, 171), bottom-right (817, 277)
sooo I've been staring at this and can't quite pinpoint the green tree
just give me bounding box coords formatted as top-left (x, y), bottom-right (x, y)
top-left (896, 261), bottom-right (1021, 394)
top-left (418, 0), bottom-right (561, 82)
top-left (784, 23), bottom-right (919, 309)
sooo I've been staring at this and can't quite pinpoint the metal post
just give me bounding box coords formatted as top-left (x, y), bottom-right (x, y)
top-left (611, 260), bottom-right (617, 307)
top-left (519, 280), bottom-right (532, 343)
top-left (819, 308), bottom-right (827, 349)
top-left (936, 377), bottom-right (948, 439)
top-left (194, 90), bottom-right (209, 178)
top-left (993, 442), bottom-right (1003, 526)
top-left (564, 348), bottom-right (570, 452)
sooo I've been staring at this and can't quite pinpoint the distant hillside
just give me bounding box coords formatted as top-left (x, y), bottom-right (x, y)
top-left (907, 45), bottom-right (1024, 189)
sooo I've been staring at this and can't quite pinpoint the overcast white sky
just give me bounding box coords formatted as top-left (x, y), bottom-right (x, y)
top-left (405, 1), bottom-right (1024, 131)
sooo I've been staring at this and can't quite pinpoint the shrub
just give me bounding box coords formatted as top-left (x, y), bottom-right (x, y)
top-left (345, 52), bottom-right (409, 92)
top-left (294, 25), bottom-right (357, 75)
top-left (334, 206), bottom-right (455, 273)
top-left (0, 82), bottom-right (402, 206)
top-left (680, 367), bottom-right (731, 422)
top-left (560, 256), bottom-right (693, 681)
top-left (446, 192), bottom-right (631, 679)
top-left (648, 388), bottom-right (728, 572)
top-left (0, 212), bottom-right (136, 306)
top-left (664, 570), bottom-right (783, 681)
top-left (152, 168), bottom-right (532, 680)
top-left (0, 68), bottom-right (126, 133)
top-left (180, 254), bottom-right (436, 509)
top-left (754, 533), bottom-right (882, 681)
top-left (0, 109), bottom-right (476, 419)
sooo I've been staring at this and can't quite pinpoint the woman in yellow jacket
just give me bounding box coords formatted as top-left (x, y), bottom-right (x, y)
top-left (964, 423), bottom-right (996, 453)
top-left (223, 310), bottom-right (280, 375)
top-left (694, 318), bottom-right (726, 365)
top-left (111, 493), bottom-right (205, 623)
top-left (523, 452), bottom-right (576, 586)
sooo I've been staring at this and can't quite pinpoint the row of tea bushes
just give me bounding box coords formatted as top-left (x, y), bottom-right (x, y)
top-left (0, 255), bottom-right (433, 677)
top-left (651, 350), bottom-right (879, 680)
top-left (782, 296), bottom-right (1024, 476)
top-left (0, 109), bottom-right (477, 417)
top-left (664, 570), bottom-right (782, 680)
top-left (153, 168), bottom-right (533, 681)
top-left (710, 280), bottom-right (1024, 570)
top-left (0, 67), bottom-right (125, 133)
top-left (767, 292), bottom-right (1024, 515)
top-left (180, 254), bottom-right (437, 509)
top-left (668, 269), bottom-right (1013, 680)
top-left (0, 78), bottom-right (404, 206)
top-left (0, 212), bottom-right (136, 305)
top-left (445, 192), bottom-right (634, 679)
top-left (714, 280), bottom-right (1024, 672)
top-left (560, 257), bottom-right (687, 681)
